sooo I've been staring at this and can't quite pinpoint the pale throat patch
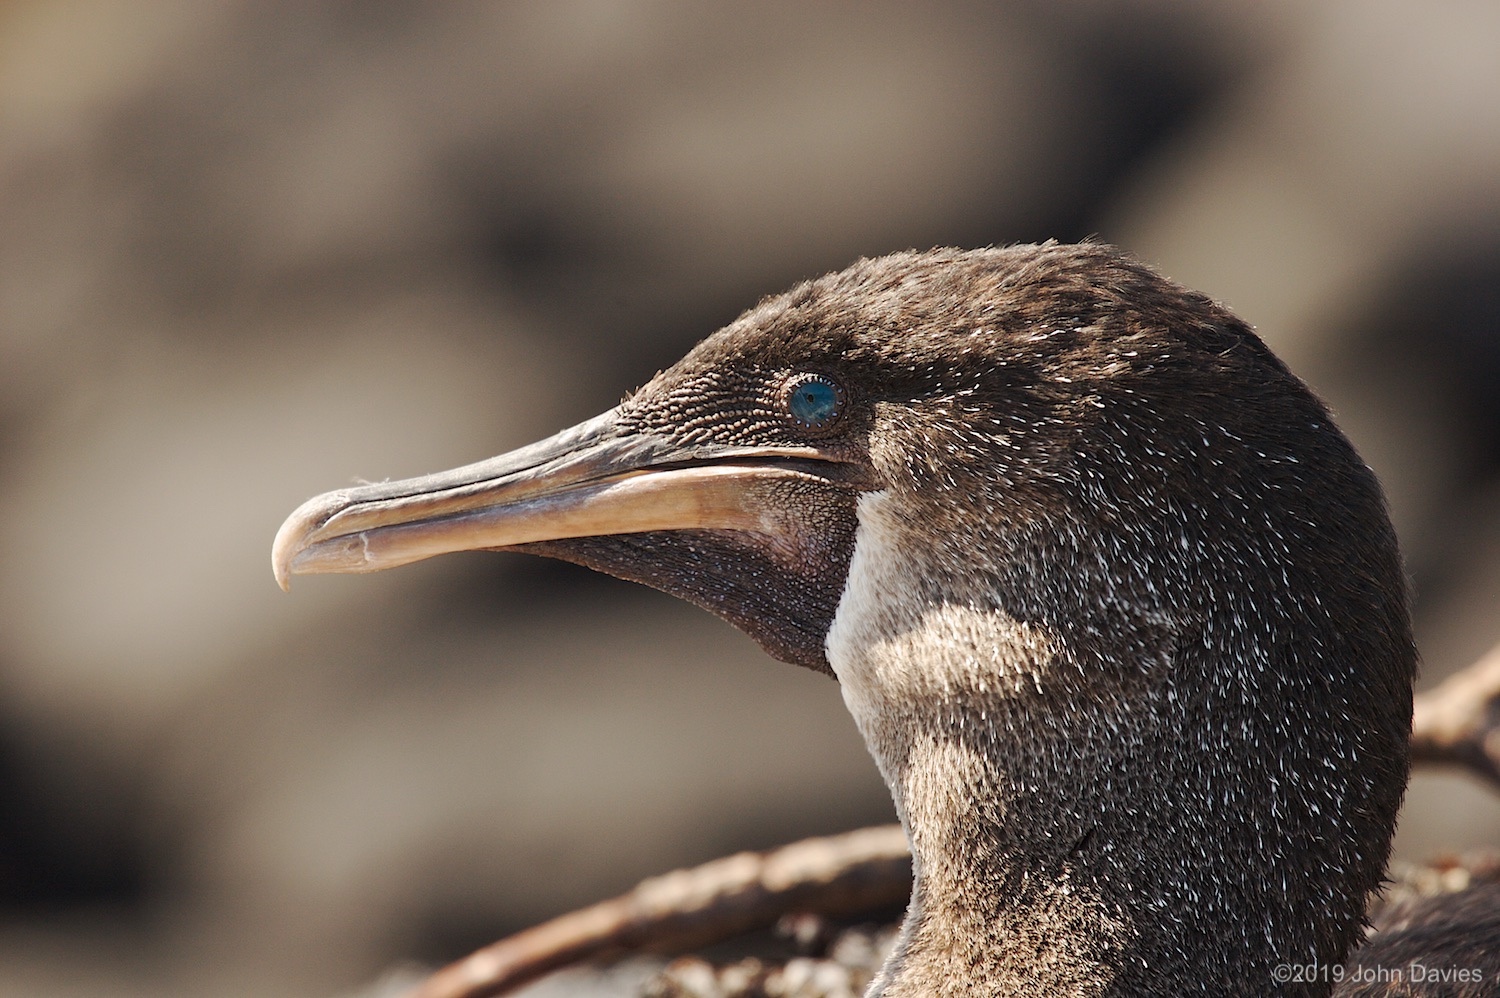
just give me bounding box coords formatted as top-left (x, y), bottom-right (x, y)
top-left (826, 493), bottom-right (1130, 992)
top-left (824, 490), bottom-right (1058, 746)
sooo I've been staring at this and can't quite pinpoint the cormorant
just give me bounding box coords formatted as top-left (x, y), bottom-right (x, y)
top-left (275, 243), bottom-right (1431, 995)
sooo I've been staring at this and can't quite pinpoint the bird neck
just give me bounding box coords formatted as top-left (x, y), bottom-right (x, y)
top-left (866, 718), bottom-right (1134, 998)
top-left (825, 492), bottom-right (1377, 997)
top-left (851, 687), bottom-right (1343, 998)
top-left (828, 545), bottom-right (1150, 995)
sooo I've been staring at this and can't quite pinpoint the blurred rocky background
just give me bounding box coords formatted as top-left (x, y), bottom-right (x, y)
top-left (0, 2), bottom-right (1497, 996)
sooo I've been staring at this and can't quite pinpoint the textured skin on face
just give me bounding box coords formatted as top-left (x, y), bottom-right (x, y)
top-left (527, 243), bottom-right (1415, 994)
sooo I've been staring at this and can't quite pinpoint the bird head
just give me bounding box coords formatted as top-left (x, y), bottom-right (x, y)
top-left (276, 243), bottom-right (1405, 695)
top-left (274, 243), bottom-right (1419, 990)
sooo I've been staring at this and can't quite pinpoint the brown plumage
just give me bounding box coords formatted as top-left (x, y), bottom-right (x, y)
top-left (275, 243), bottom-right (1443, 995)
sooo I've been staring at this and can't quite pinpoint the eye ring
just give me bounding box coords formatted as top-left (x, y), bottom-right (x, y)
top-left (782, 373), bottom-right (845, 430)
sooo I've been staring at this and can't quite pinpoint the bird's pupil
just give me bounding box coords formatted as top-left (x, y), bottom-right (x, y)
top-left (787, 376), bottom-right (841, 428)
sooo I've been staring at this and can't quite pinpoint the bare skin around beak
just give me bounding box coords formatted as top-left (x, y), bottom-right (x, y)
top-left (272, 409), bottom-right (848, 591)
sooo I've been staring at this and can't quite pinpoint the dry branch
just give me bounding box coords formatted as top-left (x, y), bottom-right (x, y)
top-left (1410, 640), bottom-right (1500, 788)
top-left (409, 825), bottom-right (910, 998)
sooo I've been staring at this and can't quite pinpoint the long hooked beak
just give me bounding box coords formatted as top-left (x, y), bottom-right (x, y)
top-left (272, 409), bottom-right (846, 591)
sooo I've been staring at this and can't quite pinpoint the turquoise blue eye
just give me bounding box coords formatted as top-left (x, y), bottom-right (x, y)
top-left (785, 374), bottom-right (844, 429)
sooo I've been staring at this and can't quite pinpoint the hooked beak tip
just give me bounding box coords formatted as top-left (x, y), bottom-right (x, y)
top-left (272, 491), bottom-right (350, 592)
